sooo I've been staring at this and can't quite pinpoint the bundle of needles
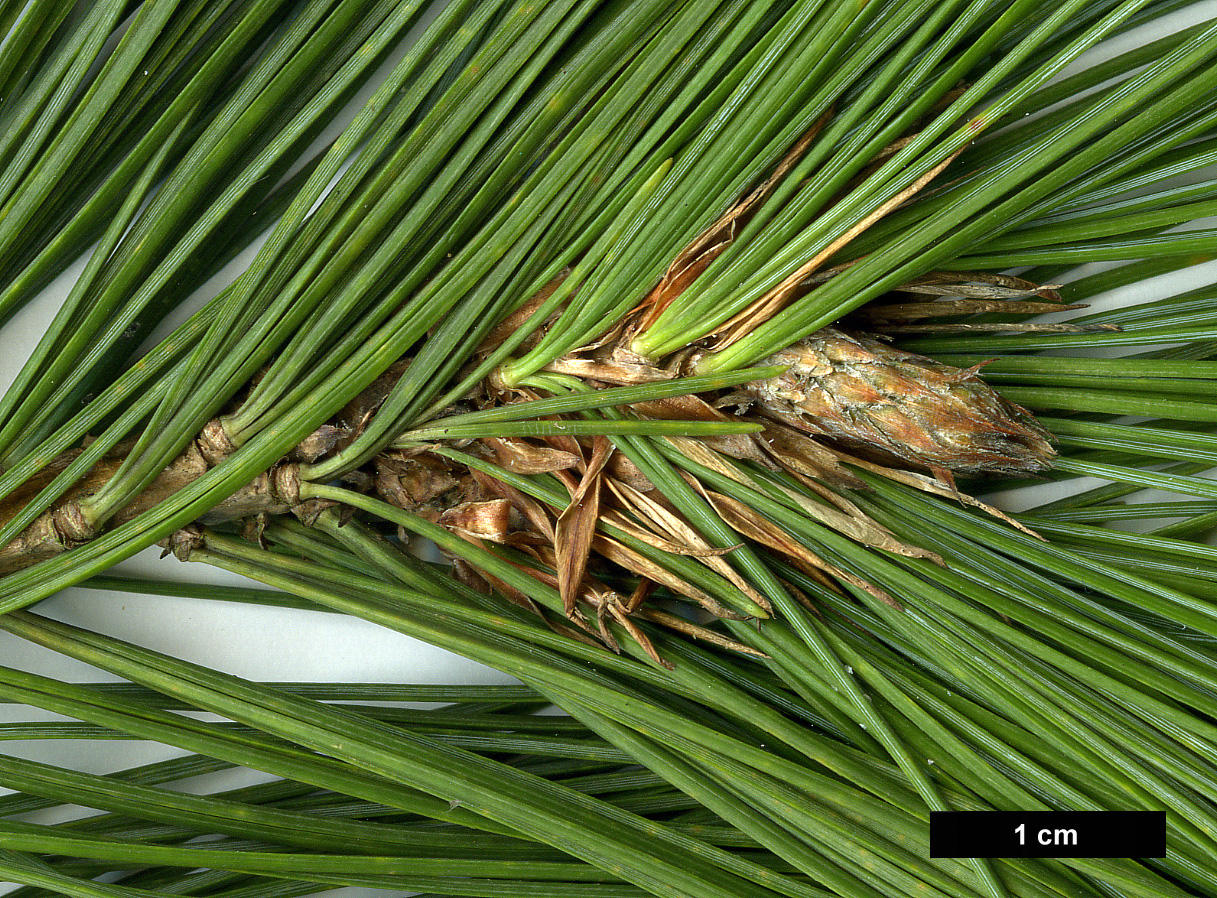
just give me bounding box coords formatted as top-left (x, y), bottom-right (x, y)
top-left (4, 2), bottom-right (1217, 898)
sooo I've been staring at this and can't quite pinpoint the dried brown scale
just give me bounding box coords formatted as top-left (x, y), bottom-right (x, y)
top-left (483, 437), bottom-right (580, 475)
top-left (751, 423), bottom-right (863, 490)
top-left (627, 108), bottom-right (835, 337)
top-left (553, 436), bottom-right (612, 616)
top-left (439, 498), bottom-right (515, 544)
top-left (700, 487), bottom-right (902, 610)
top-left (669, 434), bottom-right (940, 564)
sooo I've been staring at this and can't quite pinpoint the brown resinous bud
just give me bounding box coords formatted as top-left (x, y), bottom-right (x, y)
top-left (747, 328), bottom-right (1054, 477)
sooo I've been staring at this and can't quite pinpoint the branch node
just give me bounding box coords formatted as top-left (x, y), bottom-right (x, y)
top-left (271, 464), bottom-right (302, 506)
top-left (157, 525), bottom-right (204, 562)
top-left (196, 419), bottom-right (236, 466)
top-left (291, 497), bottom-right (340, 527)
top-left (52, 502), bottom-right (94, 546)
